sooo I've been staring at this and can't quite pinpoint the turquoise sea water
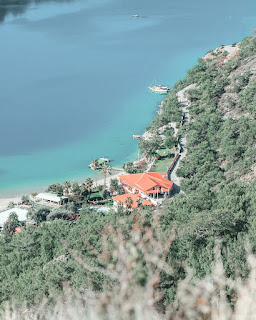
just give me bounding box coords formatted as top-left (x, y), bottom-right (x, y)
top-left (0, 0), bottom-right (256, 197)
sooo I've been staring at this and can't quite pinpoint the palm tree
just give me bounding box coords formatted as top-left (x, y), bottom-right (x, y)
top-left (100, 162), bottom-right (112, 188)
top-left (125, 196), bottom-right (133, 209)
top-left (80, 183), bottom-right (89, 201)
top-left (71, 182), bottom-right (80, 197)
top-left (110, 178), bottom-right (119, 195)
top-left (63, 181), bottom-right (71, 196)
top-left (85, 178), bottom-right (93, 199)
top-left (90, 159), bottom-right (99, 187)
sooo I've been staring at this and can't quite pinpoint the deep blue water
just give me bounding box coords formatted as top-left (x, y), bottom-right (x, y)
top-left (0, 0), bottom-right (255, 196)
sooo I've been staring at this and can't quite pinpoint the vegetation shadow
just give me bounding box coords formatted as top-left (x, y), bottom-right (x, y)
top-left (170, 182), bottom-right (180, 196)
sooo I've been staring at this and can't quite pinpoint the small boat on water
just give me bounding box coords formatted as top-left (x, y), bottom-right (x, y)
top-left (132, 14), bottom-right (139, 18)
top-left (148, 78), bottom-right (170, 94)
top-left (133, 135), bottom-right (141, 139)
top-left (99, 156), bottom-right (110, 162)
top-left (148, 84), bottom-right (170, 94)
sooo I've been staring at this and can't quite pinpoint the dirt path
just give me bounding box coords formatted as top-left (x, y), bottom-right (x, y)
top-left (169, 85), bottom-right (195, 192)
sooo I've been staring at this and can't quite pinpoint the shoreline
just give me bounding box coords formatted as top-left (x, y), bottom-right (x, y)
top-left (92, 169), bottom-right (126, 188)
top-left (0, 168), bottom-right (126, 212)
top-left (0, 164), bottom-right (126, 197)
top-left (0, 41), bottom-right (240, 212)
top-left (0, 197), bottom-right (22, 212)
top-left (0, 97), bottom-right (164, 209)
top-left (0, 82), bottom-right (186, 210)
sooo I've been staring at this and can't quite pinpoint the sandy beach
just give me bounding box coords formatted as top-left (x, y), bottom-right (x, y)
top-left (92, 170), bottom-right (125, 188)
top-left (0, 197), bottom-right (22, 212)
top-left (0, 169), bottom-right (126, 211)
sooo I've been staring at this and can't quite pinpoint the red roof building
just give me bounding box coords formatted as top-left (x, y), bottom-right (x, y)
top-left (117, 172), bottom-right (173, 204)
top-left (15, 227), bottom-right (22, 235)
top-left (112, 193), bottom-right (154, 209)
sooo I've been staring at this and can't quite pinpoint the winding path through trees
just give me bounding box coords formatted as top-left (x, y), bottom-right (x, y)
top-left (168, 84), bottom-right (195, 193)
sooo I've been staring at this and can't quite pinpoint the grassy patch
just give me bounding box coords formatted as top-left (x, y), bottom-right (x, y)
top-left (153, 156), bottom-right (174, 174)
top-left (157, 148), bottom-right (170, 157)
top-left (90, 192), bottom-right (103, 200)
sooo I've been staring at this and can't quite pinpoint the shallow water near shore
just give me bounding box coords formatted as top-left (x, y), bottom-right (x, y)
top-left (0, 0), bottom-right (256, 197)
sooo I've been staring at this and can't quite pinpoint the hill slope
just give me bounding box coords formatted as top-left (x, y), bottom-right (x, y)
top-left (1, 37), bottom-right (256, 315)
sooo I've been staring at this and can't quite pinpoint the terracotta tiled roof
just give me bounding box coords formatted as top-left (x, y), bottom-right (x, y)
top-left (15, 227), bottom-right (22, 234)
top-left (119, 172), bottom-right (173, 193)
top-left (112, 194), bottom-right (154, 209)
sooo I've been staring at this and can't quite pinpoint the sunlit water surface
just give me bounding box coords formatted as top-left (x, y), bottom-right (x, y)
top-left (0, 0), bottom-right (255, 196)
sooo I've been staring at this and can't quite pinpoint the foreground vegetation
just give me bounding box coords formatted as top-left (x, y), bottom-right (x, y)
top-left (2, 216), bottom-right (256, 320)
top-left (2, 36), bottom-right (256, 317)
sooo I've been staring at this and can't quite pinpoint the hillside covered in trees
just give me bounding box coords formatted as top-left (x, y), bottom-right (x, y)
top-left (1, 36), bottom-right (256, 318)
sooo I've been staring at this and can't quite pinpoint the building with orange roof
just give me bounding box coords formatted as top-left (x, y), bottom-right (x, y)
top-left (112, 193), bottom-right (154, 209)
top-left (117, 172), bottom-right (173, 205)
top-left (15, 227), bottom-right (22, 235)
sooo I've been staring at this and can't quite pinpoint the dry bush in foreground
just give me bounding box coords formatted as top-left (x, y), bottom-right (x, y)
top-left (1, 214), bottom-right (256, 320)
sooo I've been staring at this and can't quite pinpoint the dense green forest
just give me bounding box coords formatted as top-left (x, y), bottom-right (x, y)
top-left (2, 36), bottom-right (256, 313)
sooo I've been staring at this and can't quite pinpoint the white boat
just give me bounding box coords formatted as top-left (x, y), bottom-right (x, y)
top-left (148, 84), bottom-right (170, 94)
top-left (132, 14), bottom-right (139, 18)
top-left (99, 156), bottom-right (110, 162)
